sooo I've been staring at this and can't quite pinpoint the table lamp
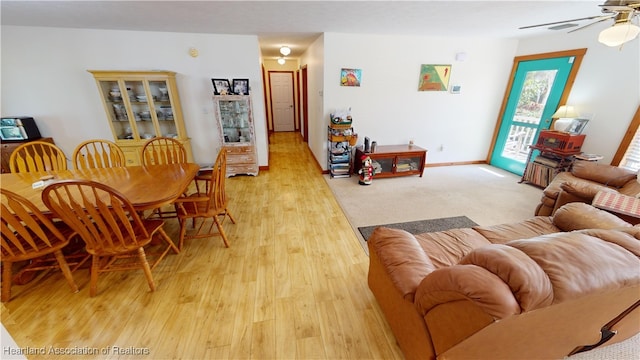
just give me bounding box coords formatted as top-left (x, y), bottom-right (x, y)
top-left (551, 105), bottom-right (577, 132)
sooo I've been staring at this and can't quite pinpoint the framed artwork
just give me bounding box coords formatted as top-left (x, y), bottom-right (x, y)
top-left (340, 68), bottom-right (362, 87)
top-left (211, 78), bottom-right (231, 95)
top-left (232, 79), bottom-right (250, 95)
top-left (418, 64), bottom-right (451, 91)
top-left (567, 118), bottom-right (589, 135)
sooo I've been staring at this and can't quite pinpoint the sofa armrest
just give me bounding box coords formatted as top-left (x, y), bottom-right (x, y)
top-left (560, 181), bottom-right (613, 200)
top-left (367, 227), bottom-right (435, 301)
top-left (571, 160), bottom-right (637, 187)
top-left (414, 265), bottom-right (520, 320)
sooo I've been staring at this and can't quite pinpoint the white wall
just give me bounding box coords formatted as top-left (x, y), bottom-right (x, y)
top-left (310, 32), bottom-right (518, 168)
top-left (516, 23), bottom-right (640, 164)
top-left (300, 34), bottom-right (326, 165)
top-left (1, 26), bottom-right (268, 167)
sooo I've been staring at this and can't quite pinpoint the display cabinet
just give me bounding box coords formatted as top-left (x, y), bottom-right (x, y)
top-left (354, 144), bottom-right (427, 178)
top-left (213, 95), bottom-right (258, 176)
top-left (88, 70), bottom-right (193, 166)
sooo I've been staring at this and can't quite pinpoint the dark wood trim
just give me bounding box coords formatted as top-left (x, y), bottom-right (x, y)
top-left (301, 65), bottom-right (309, 143)
top-left (611, 105), bottom-right (640, 166)
top-left (486, 48), bottom-right (588, 163)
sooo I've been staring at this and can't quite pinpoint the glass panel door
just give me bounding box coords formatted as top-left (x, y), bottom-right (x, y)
top-left (490, 56), bottom-right (575, 175)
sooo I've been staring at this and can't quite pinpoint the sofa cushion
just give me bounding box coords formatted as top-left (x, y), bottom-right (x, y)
top-left (552, 202), bottom-right (632, 231)
top-left (577, 228), bottom-right (640, 256)
top-left (542, 172), bottom-right (576, 200)
top-left (507, 232), bottom-right (640, 304)
top-left (571, 160), bottom-right (637, 188)
top-left (472, 217), bottom-right (559, 245)
top-left (414, 228), bottom-right (491, 268)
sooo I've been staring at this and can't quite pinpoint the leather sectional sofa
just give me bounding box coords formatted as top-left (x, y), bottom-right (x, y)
top-left (367, 203), bottom-right (640, 360)
top-left (535, 160), bottom-right (639, 217)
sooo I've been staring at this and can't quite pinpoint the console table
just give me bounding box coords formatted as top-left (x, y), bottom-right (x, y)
top-left (354, 144), bottom-right (427, 178)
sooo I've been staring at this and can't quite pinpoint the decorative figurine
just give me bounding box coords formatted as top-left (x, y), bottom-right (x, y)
top-left (358, 154), bottom-right (373, 185)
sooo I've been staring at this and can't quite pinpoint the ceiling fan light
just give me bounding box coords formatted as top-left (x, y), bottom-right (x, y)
top-left (277, 57), bottom-right (286, 65)
top-left (279, 46), bottom-right (291, 56)
top-left (598, 23), bottom-right (640, 47)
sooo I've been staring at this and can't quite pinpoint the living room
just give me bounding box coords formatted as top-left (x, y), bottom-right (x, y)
top-left (1, 1), bottom-right (639, 359)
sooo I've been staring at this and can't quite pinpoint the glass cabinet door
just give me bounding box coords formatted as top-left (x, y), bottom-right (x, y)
top-left (217, 97), bottom-right (252, 144)
top-left (396, 155), bottom-right (423, 173)
top-left (373, 156), bottom-right (394, 175)
top-left (97, 79), bottom-right (180, 141)
top-left (97, 79), bottom-right (136, 141)
top-left (148, 80), bottom-right (178, 138)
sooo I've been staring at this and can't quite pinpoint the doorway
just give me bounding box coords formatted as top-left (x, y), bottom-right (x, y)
top-left (489, 49), bottom-right (586, 175)
top-left (269, 71), bottom-right (295, 132)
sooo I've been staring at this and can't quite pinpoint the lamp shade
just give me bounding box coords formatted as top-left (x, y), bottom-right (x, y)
top-left (599, 23), bottom-right (640, 47)
top-left (279, 46), bottom-right (291, 56)
top-left (551, 105), bottom-right (577, 119)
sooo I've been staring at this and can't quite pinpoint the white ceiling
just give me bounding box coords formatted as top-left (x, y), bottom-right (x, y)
top-left (1, 1), bottom-right (610, 59)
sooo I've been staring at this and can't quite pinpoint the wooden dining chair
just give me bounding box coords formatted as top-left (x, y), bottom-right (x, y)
top-left (141, 137), bottom-right (187, 166)
top-left (1, 188), bottom-right (82, 302)
top-left (140, 137), bottom-right (190, 219)
top-left (72, 139), bottom-right (126, 170)
top-left (174, 149), bottom-right (235, 249)
top-left (41, 180), bottom-right (179, 297)
top-left (9, 141), bottom-right (67, 173)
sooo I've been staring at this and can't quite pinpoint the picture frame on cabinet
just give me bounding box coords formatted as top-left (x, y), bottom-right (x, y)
top-left (211, 78), bottom-right (231, 95)
top-left (232, 79), bottom-right (250, 95)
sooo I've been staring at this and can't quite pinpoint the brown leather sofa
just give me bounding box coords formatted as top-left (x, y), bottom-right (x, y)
top-left (368, 203), bottom-right (640, 360)
top-left (535, 160), bottom-right (639, 216)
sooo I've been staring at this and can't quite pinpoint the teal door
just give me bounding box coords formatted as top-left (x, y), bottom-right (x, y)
top-left (490, 56), bottom-right (577, 175)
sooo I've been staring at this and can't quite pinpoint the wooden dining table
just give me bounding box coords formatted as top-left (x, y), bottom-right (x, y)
top-left (1, 163), bottom-right (200, 213)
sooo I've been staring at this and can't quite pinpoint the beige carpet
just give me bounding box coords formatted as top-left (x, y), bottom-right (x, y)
top-left (324, 164), bottom-right (542, 253)
top-left (324, 164), bottom-right (640, 359)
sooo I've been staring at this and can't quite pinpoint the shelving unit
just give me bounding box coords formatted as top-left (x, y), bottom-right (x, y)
top-left (213, 94), bottom-right (258, 177)
top-left (327, 124), bottom-right (355, 178)
top-left (88, 70), bottom-right (192, 166)
top-left (520, 145), bottom-right (578, 187)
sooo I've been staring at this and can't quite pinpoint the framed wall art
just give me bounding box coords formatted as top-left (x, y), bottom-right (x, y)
top-left (418, 64), bottom-right (451, 91)
top-left (340, 68), bottom-right (362, 87)
top-left (211, 78), bottom-right (231, 95)
top-left (232, 79), bottom-right (250, 95)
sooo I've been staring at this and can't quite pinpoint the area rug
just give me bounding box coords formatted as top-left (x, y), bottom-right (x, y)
top-left (358, 215), bottom-right (478, 242)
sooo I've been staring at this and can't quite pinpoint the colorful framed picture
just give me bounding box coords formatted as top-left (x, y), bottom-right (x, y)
top-left (340, 68), bottom-right (362, 87)
top-left (232, 79), bottom-right (250, 95)
top-left (418, 64), bottom-right (451, 91)
top-left (211, 78), bottom-right (231, 95)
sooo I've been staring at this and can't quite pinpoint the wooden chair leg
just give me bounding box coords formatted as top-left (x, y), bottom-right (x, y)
top-left (157, 228), bottom-right (180, 255)
top-left (2, 262), bottom-right (13, 303)
top-left (137, 247), bottom-right (155, 292)
top-left (225, 208), bottom-right (237, 224)
top-left (53, 250), bottom-right (79, 294)
top-left (214, 217), bottom-right (230, 248)
top-left (90, 255), bottom-right (100, 297)
top-left (178, 218), bottom-right (188, 250)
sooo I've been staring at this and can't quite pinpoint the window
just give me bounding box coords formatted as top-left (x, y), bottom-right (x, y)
top-left (612, 106), bottom-right (640, 171)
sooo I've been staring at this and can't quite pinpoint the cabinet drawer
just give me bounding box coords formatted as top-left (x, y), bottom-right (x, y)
top-left (227, 153), bottom-right (256, 165)
top-left (227, 163), bottom-right (258, 175)
top-left (224, 146), bottom-right (254, 154)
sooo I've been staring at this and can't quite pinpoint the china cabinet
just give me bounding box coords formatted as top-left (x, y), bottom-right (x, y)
top-left (88, 70), bottom-right (193, 166)
top-left (213, 95), bottom-right (258, 176)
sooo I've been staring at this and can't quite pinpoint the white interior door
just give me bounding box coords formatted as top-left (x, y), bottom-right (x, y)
top-left (270, 72), bottom-right (295, 132)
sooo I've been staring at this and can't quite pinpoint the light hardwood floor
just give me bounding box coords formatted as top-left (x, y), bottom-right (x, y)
top-left (1, 132), bottom-right (403, 359)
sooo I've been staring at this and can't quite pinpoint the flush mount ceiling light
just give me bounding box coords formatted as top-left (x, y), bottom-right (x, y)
top-left (277, 57), bottom-right (286, 65)
top-left (279, 46), bottom-right (291, 56)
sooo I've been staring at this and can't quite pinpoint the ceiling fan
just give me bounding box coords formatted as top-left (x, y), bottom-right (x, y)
top-left (519, 0), bottom-right (640, 47)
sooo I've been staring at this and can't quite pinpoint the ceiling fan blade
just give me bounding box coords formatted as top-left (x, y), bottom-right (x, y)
top-left (519, 15), bottom-right (604, 29)
top-left (567, 16), bottom-right (615, 33)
